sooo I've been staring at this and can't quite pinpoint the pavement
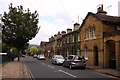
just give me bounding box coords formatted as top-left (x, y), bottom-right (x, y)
top-left (0, 57), bottom-right (120, 79)
top-left (0, 57), bottom-right (32, 79)
top-left (86, 65), bottom-right (120, 78)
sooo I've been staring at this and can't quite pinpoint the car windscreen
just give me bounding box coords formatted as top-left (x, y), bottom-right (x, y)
top-left (74, 56), bottom-right (84, 60)
top-left (56, 56), bottom-right (64, 59)
top-left (68, 56), bottom-right (73, 60)
top-left (40, 55), bottom-right (44, 57)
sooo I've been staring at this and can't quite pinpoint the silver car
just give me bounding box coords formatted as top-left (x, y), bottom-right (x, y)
top-left (63, 55), bottom-right (86, 69)
top-left (37, 54), bottom-right (45, 60)
top-left (51, 55), bottom-right (65, 65)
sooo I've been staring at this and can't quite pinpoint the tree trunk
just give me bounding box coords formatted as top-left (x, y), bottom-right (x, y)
top-left (18, 54), bottom-right (20, 61)
top-left (17, 48), bottom-right (21, 61)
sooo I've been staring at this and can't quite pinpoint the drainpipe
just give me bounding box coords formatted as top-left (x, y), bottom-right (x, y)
top-left (74, 31), bottom-right (77, 55)
top-left (102, 23), bottom-right (104, 68)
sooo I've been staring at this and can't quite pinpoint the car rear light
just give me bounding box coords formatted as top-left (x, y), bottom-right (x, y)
top-left (72, 59), bottom-right (74, 62)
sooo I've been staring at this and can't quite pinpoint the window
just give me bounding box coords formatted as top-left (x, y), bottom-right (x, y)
top-left (73, 36), bottom-right (74, 42)
top-left (65, 38), bottom-right (67, 44)
top-left (67, 37), bottom-right (69, 43)
top-left (64, 39), bottom-right (65, 44)
top-left (85, 47), bottom-right (88, 60)
top-left (77, 49), bottom-right (80, 55)
top-left (117, 26), bottom-right (120, 30)
top-left (78, 35), bottom-right (80, 41)
top-left (89, 28), bottom-right (93, 38)
top-left (60, 42), bottom-right (62, 47)
top-left (85, 27), bottom-right (96, 40)
top-left (67, 49), bottom-right (69, 56)
top-left (93, 28), bottom-right (95, 38)
top-left (75, 56), bottom-right (82, 60)
top-left (85, 29), bottom-right (88, 39)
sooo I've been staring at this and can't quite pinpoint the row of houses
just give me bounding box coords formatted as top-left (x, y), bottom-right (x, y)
top-left (40, 5), bottom-right (120, 71)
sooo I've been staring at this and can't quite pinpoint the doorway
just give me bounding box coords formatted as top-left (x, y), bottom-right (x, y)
top-left (94, 46), bottom-right (98, 66)
top-left (105, 40), bottom-right (116, 69)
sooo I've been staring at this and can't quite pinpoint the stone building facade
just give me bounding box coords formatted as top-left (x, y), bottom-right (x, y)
top-left (80, 5), bottom-right (120, 70)
top-left (40, 5), bottom-right (120, 71)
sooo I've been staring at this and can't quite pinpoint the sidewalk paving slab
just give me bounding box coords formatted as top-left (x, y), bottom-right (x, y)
top-left (0, 58), bottom-right (31, 79)
top-left (86, 66), bottom-right (120, 78)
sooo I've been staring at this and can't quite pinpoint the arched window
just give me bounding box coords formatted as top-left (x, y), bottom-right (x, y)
top-left (88, 27), bottom-right (93, 38)
top-left (88, 28), bottom-right (91, 38)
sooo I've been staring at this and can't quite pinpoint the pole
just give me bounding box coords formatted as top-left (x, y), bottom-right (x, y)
top-left (74, 31), bottom-right (76, 55)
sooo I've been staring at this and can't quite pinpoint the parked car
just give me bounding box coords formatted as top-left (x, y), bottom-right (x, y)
top-left (37, 54), bottom-right (45, 60)
top-left (51, 55), bottom-right (65, 65)
top-left (63, 55), bottom-right (86, 69)
top-left (33, 55), bottom-right (37, 58)
top-left (21, 54), bottom-right (26, 57)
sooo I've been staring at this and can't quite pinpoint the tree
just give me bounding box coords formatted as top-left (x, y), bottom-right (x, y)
top-left (10, 47), bottom-right (18, 60)
top-left (29, 46), bottom-right (38, 56)
top-left (2, 3), bottom-right (39, 61)
top-left (21, 42), bottom-right (29, 55)
top-left (2, 43), bottom-right (12, 53)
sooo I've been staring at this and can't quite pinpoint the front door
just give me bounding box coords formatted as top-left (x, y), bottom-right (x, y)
top-left (94, 46), bottom-right (98, 66)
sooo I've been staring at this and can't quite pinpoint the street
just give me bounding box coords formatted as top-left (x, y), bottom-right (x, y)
top-left (23, 56), bottom-right (118, 79)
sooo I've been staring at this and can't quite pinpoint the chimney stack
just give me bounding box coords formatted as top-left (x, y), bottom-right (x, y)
top-left (67, 28), bottom-right (72, 33)
top-left (97, 4), bottom-right (107, 15)
top-left (57, 31), bottom-right (61, 38)
top-left (73, 23), bottom-right (80, 31)
top-left (61, 31), bottom-right (66, 35)
top-left (49, 36), bottom-right (54, 42)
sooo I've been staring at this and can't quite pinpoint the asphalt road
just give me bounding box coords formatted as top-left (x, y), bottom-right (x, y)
top-left (23, 56), bottom-right (118, 79)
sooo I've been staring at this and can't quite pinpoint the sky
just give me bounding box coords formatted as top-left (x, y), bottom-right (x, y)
top-left (0, 0), bottom-right (120, 45)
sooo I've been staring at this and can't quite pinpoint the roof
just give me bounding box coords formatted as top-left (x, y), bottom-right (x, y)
top-left (80, 12), bottom-right (120, 30)
top-left (95, 13), bottom-right (120, 24)
top-left (40, 41), bottom-right (48, 46)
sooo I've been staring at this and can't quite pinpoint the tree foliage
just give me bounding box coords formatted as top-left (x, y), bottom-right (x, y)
top-left (2, 3), bottom-right (39, 60)
top-left (29, 46), bottom-right (38, 55)
top-left (2, 43), bottom-right (12, 53)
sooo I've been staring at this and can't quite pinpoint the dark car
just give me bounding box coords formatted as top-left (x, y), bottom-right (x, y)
top-left (63, 55), bottom-right (86, 69)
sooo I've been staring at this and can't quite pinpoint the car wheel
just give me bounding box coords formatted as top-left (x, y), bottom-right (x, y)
top-left (69, 64), bottom-right (72, 69)
top-left (63, 63), bottom-right (65, 67)
top-left (82, 66), bottom-right (85, 70)
top-left (55, 61), bottom-right (57, 64)
top-left (51, 61), bottom-right (53, 64)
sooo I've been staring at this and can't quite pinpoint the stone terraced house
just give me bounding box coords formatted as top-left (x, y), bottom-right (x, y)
top-left (40, 5), bottom-right (120, 71)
